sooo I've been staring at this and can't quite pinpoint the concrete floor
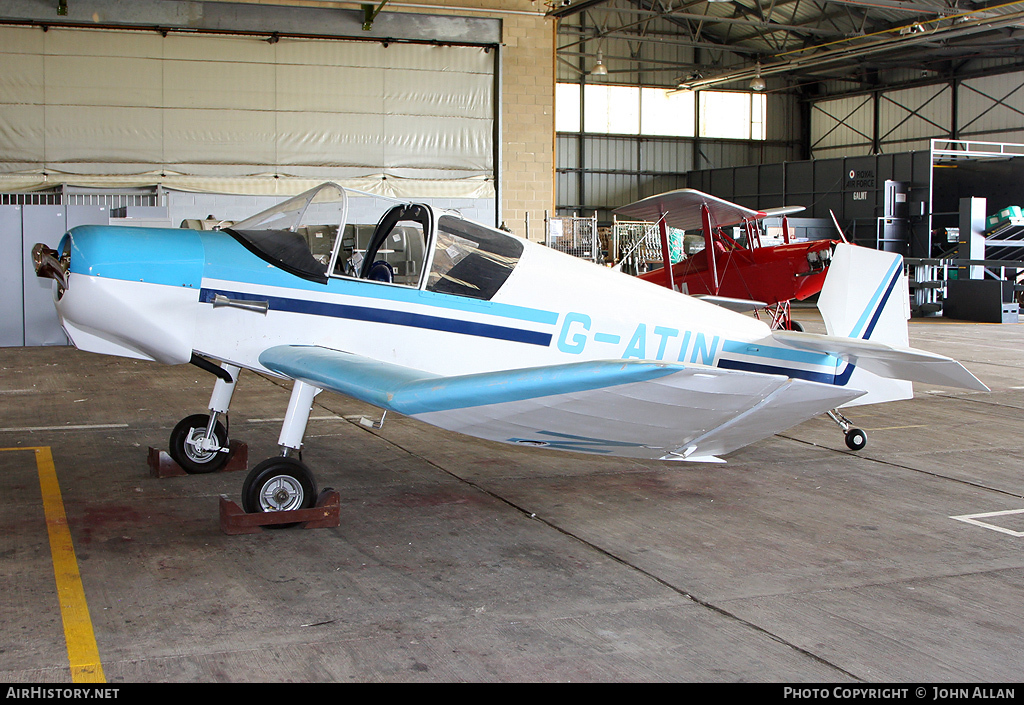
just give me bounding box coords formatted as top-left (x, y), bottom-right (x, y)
top-left (2, 314), bottom-right (1023, 683)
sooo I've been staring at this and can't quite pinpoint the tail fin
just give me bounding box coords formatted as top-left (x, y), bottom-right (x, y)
top-left (818, 243), bottom-right (909, 345)
top-left (818, 243), bottom-right (912, 406)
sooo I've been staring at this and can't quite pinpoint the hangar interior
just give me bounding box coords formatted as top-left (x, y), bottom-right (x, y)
top-left (4, 0), bottom-right (1024, 685)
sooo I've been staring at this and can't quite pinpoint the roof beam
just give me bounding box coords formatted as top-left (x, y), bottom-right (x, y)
top-left (548, 0), bottom-right (615, 19)
top-left (815, 0), bottom-right (958, 13)
top-left (678, 7), bottom-right (1024, 88)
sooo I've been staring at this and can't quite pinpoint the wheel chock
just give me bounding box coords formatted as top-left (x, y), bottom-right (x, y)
top-left (147, 440), bottom-right (248, 478)
top-left (218, 489), bottom-right (341, 534)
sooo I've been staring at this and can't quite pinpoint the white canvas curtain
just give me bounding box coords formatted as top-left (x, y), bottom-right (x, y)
top-left (0, 25), bottom-right (496, 197)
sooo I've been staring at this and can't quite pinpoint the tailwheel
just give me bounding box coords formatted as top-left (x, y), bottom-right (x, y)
top-left (169, 413), bottom-right (229, 474)
top-left (828, 409), bottom-right (867, 451)
top-left (845, 428), bottom-right (867, 451)
top-left (242, 456), bottom-right (318, 528)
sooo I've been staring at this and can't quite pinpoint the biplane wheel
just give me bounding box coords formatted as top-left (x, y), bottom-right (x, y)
top-left (169, 414), bottom-right (229, 474)
top-left (242, 456), bottom-right (317, 527)
top-left (845, 428), bottom-right (867, 451)
top-left (788, 321), bottom-right (804, 332)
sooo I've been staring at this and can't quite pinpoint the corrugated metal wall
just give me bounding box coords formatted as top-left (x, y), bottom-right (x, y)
top-left (811, 68), bottom-right (1024, 159)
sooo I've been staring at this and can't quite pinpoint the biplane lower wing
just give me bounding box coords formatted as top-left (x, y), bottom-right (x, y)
top-left (259, 345), bottom-right (863, 462)
top-left (694, 295), bottom-right (768, 313)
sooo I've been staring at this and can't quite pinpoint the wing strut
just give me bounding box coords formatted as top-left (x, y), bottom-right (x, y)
top-left (701, 203), bottom-right (720, 295)
top-left (657, 213), bottom-right (675, 292)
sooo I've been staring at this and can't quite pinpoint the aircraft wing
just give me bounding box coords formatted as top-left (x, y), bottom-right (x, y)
top-left (259, 345), bottom-right (863, 462)
top-left (762, 205), bottom-right (806, 218)
top-left (614, 189), bottom-right (764, 231)
top-left (769, 330), bottom-right (989, 391)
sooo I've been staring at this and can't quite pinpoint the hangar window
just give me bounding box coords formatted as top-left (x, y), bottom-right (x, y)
top-left (555, 82), bottom-right (764, 140)
top-left (426, 216), bottom-right (523, 300)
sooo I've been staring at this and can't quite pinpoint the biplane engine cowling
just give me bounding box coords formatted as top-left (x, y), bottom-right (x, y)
top-left (43, 225), bottom-right (204, 365)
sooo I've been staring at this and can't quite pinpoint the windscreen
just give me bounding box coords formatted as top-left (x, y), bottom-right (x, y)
top-left (225, 183), bottom-right (348, 283)
top-left (224, 228), bottom-right (330, 284)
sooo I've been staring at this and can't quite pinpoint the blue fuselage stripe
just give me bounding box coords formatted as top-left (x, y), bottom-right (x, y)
top-left (201, 288), bottom-right (553, 347)
top-left (717, 358), bottom-right (839, 385)
top-left (721, 339), bottom-right (835, 366)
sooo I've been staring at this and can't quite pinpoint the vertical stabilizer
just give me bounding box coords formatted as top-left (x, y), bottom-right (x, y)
top-left (818, 243), bottom-right (913, 406)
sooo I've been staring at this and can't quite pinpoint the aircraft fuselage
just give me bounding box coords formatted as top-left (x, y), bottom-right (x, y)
top-left (54, 221), bottom-right (778, 381)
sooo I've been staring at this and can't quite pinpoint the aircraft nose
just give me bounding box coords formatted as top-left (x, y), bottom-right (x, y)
top-left (42, 224), bottom-right (204, 365)
top-left (31, 238), bottom-right (70, 297)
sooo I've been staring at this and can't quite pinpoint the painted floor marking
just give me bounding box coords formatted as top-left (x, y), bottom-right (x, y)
top-left (244, 415), bottom-right (341, 423)
top-left (862, 424), bottom-right (928, 431)
top-left (0, 423), bottom-right (128, 433)
top-left (1, 446), bottom-right (105, 682)
top-left (950, 508), bottom-right (1024, 537)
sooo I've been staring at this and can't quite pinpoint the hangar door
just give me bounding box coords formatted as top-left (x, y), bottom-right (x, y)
top-left (0, 24), bottom-right (497, 198)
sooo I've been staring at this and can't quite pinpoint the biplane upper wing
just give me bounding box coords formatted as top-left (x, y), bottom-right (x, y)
top-left (762, 205), bottom-right (807, 219)
top-left (614, 188), bottom-right (765, 230)
top-left (259, 345), bottom-right (863, 462)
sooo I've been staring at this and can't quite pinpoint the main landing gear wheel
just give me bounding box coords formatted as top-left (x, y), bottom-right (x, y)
top-left (169, 414), bottom-right (229, 474)
top-left (242, 457), bottom-right (318, 528)
top-left (845, 428), bottom-right (867, 451)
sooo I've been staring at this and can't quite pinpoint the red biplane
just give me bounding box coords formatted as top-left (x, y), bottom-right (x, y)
top-left (614, 189), bottom-right (841, 331)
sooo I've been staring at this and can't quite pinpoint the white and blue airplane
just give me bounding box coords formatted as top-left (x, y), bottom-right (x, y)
top-left (32, 183), bottom-right (986, 519)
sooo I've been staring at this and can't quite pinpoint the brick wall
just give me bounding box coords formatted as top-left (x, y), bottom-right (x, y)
top-left (498, 13), bottom-right (555, 241)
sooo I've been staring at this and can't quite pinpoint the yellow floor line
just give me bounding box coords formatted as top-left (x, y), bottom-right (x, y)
top-left (2, 447), bottom-right (105, 683)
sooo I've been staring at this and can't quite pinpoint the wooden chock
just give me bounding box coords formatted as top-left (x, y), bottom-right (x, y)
top-left (219, 489), bottom-right (341, 535)
top-left (148, 440), bottom-right (248, 478)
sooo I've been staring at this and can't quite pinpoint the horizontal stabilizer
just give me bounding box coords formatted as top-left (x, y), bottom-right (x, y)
top-left (770, 330), bottom-right (989, 391)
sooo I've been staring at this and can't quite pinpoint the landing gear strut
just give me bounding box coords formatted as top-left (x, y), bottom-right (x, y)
top-left (163, 364), bottom-right (337, 531)
top-left (827, 408), bottom-right (867, 451)
top-left (168, 363), bottom-right (240, 473)
top-left (240, 380), bottom-right (323, 523)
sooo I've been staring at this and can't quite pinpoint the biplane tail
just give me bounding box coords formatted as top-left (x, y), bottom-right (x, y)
top-left (769, 243), bottom-right (987, 406)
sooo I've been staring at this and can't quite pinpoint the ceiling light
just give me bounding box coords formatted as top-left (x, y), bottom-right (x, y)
top-left (591, 51), bottom-right (608, 76)
top-left (749, 63), bottom-right (765, 91)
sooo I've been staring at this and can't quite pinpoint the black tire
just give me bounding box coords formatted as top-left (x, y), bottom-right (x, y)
top-left (789, 320), bottom-right (804, 332)
top-left (242, 457), bottom-right (318, 527)
top-left (845, 427), bottom-right (867, 451)
top-left (169, 414), bottom-right (229, 474)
